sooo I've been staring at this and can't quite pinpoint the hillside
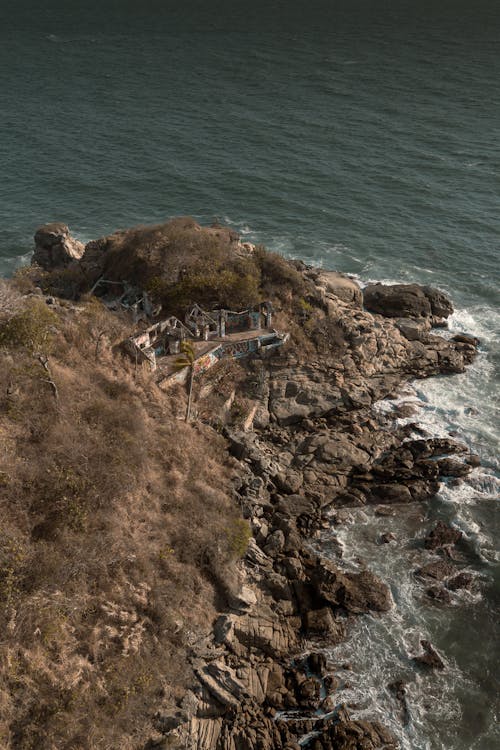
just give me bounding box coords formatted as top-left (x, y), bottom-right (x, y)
top-left (0, 221), bottom-right (479, 750)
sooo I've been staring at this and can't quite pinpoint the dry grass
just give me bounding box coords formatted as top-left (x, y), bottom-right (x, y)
top-left (0, 295), bottom-right (242, 750)
top-left (0, 225), bottom-right (337, 748)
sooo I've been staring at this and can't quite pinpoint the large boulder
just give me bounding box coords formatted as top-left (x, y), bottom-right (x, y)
top-left (363, 283), bottom-right (453, 321)
top-left (316, 271), bottom-right (363, 307)
top-left (33, 223), bottom-right (84, 270)
top-left (305, 556), bottom-right (392, 614)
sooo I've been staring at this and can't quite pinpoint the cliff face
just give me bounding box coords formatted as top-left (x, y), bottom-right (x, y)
top-left (168, 257), bottom-right (476, 750)
top-left (0, 221), bottom-right (478, 750)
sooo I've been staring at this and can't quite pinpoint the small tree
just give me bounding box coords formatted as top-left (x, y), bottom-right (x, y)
top-left (174, 341), bottom-right (196, 422)
top-left (0, 299), bottom-right (60, 401)
top-left (0, 299), bottom-right (57, 354)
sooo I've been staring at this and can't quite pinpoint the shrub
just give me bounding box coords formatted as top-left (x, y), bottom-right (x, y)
top-left (225, 518), bottom-right (252, 559)
top-left (0, 300), bottom-right (57, 353)
top-left (39, 265), bottom-right (88, 300)
top-left (253, 245), bottom-right (308, 300)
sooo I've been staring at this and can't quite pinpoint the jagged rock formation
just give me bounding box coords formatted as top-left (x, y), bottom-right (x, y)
top-left (151, 264), bottom-right (477, 749)
top-left (20, 220), bottom-right (479, 749)
top-left (314, 270), bottom-right (363, 307)
top-left (363, 282), bottom-right (453, 323)
top-left (33, 223), bottom-right (84, 269)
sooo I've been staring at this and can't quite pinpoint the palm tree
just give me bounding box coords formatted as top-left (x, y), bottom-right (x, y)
top-left (174, 340), bottom-right (196, 422)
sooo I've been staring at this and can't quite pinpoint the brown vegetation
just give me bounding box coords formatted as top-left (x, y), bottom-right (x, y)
top-left (0, 220), bottom-right (354, 748)
top-left (0, 294), bottom-right (242, 750)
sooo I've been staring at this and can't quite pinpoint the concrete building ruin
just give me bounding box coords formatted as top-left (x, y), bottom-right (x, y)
top-left (90, 278), bottom-right (161, 322)
top-left (185, 302), bottom-right (273, 340)
top-left (122, 301), bottom-right (287, 384)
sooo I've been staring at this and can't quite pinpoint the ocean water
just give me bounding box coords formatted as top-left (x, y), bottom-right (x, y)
top-left (0, 2), bottom-right (498, 748)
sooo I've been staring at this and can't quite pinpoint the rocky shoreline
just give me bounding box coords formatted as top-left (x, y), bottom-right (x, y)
top-left (23, 222), bottom-right (481, 749)
top-left (143, 267), bottom-right (478, 749)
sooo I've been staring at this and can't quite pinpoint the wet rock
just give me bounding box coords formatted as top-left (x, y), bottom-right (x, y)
top-left (369, 483), bottom-right (413, 504)
top-left (425, 586), bottom-right (452, 604)
top-left (33, 223), bottom-right (84, 270)
top-left (424, 521), bottom-right (463, 550)
top-left (446, 572), bottom-right (474, 591)
top-left (415, 560), bottom-right (455, 581)
top-left (393, 402), bottom-right (418, 418)
top-left (437, 457), bottom-right (471, 477)
top-left (451, 333), bottom-right (480, 346)
top-left (374, 505), bottom-right (397, 517)
top-left (412, 639), bottom-right (445, 670)
top-left (307, 556), bottom-right (392, 614)
top-left (388, 680), bottom-right (410, 725)
top-left (422, 286), bottom-right (454, 319)
top-left (295, 675), bottom-right (321, 707)
top-left (379, 532), bottom-right (396, 545)
top-left (304, 608), bottom-right (346, 642)
top-left (364, 283), bottom-right (452, 320)
top-left (312, 708), bottom-right (398, 749)
top-left (343, 569), bottom-right (393, 613)
top-left (466, 453), bottom-right (481, 468)
top-left (303, 651), bottom-right (328, 676)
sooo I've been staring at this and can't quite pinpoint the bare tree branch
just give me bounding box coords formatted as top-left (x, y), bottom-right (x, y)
top-left (37, 355), bottom-right (59, 401)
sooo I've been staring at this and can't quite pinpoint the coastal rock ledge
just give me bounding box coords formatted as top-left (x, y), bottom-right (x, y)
top-left (6, 218), bottom-right (479, 750)
top-left (33, 222), bottom-right (85, 269)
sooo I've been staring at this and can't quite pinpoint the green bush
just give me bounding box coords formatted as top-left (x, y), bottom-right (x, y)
top-left (225, 518), bottom-right (252, 558)
top-left (162, 261), bottom-right (260, 313)
top-left (0, 300), bottom-right (57, 353)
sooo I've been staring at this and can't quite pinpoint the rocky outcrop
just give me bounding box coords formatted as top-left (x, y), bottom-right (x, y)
top-left (161, 273), bottom-right (479, 749)
top-left (363, 283), bottom-right (453, 322)
top-left (33, 223), bottom-right (84, 270)
top-left (424, 521), bottom-right (463, 551)
top-left (26, 220), bottom-right (480, 750)
top-left (412, 640), bottom-right (445, 670)
top-left (315, 271), bottom-right (363, 307)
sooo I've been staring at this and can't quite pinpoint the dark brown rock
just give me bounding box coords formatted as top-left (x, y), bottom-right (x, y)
top-left (413, 639), bottom-right (445, 670)
top-left (451, 333), bottom-right (480, 346)
top-left (304, 608), bottom-right (346, 642)
top-left (307, 556), bottom-right (392, 614)
top-left (369, 483), bottom-right (413, 504)
top-left (425, 586), bottom-right (452, 604)
top-left (364, 283), bottom-right (431, 318)
top-left (415, 560), bottom-right (455, 581)
top-left (364, 283), bottom-right (452, 321)
top-left (313, 710), bottom-right (398, 749)
top-left (422, 286), bottom-right (454, 319)
top-left (437, 458), bottom-right (471, 477)
top-left (343, 569), bottom-right (393, 613)
top-left (379, 532), bottom-right (397, 545)
top-left (424, 521), bottom-right (463, 550)
top-left (446, 572), bottom-right (474, 591)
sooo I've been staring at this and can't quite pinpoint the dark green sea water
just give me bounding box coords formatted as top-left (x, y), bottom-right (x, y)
top-left (0, 2), bottom-right (498, 748)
